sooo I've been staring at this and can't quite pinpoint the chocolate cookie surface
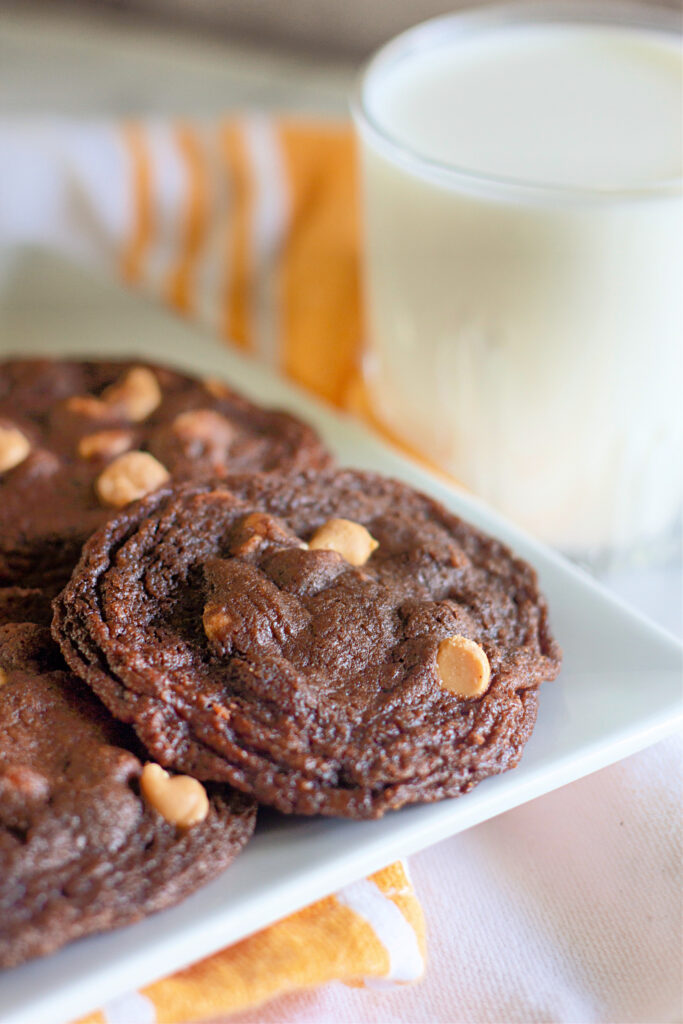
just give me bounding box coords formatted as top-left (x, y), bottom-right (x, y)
top-left (0, 359), bottom-right (331, 588)
top-left (54, 470), bottom-right (561, 819)
top-left (0, 626), bottom-right (256, 968)
top-left (0, 586), bottom-right (55, 627)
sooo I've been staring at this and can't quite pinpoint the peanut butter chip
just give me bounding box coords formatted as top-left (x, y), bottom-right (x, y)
top-left (63, 395), bottom-right (109, 418)
top-left (95, 451), bottom-right (169, 508)
top-left (172, 409), bottom-right (235, 443)
top-left (0, 668), bottom-right (8, 687)
top-left (203, 605), bottom-right (232, 644)
top-left (102, 367), bottom-right (162, 422)
top-left (229, 512), bottom-right (307, 557)
top-left (308, 518), bottom-right (379, 566)
top-left (436, 635), bottom-right (491, 699)
top-left (203, 377), bottom-right (231, 399)
top-left (0, 426), bottom-right (31, 473)
top-left (140, 763), bottom-right (209, 828)
top-left (77, 429), bottom-right (134, 460)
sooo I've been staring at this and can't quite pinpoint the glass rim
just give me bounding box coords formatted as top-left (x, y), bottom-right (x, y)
top-left (350, 0), bottom-right (683, 203)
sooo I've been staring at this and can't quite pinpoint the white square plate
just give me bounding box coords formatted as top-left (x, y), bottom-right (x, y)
top-left (1, 270), bottom-right (681, 1023)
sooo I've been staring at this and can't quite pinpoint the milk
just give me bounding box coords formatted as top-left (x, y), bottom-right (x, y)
top-left (355, 15), bottom-right (682, 555)
top-left (365, 24), bottom-right (682, 190)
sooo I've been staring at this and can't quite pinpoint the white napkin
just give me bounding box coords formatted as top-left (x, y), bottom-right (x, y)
top-left (226, 735), bottom-right (682, 1024)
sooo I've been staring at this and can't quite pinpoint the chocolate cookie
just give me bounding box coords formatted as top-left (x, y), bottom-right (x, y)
top-left (0, 586), bottom-right (54, 627)
top-left (0, 359), bottom-right (331, 588)
top-left (0, 626), bottom-right (256, 968)
top-left (0, 622), bottom-right (59, 671)
top-left (54, 470), bottom-right (561, 819)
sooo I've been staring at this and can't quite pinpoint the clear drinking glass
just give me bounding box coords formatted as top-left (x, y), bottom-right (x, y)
top-left (352, 2), bottom-right (682, 567)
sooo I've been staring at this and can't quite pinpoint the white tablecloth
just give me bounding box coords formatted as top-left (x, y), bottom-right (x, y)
top-left (222, 734), bottom-right (681, 1024)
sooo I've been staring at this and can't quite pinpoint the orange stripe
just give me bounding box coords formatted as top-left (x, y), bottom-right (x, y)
top-left (345, 370), bottom-right (463, 485)
top-left (219, 121), bottom-right (253, 351)
top-left (120, 122), bottom-right (153, 284)
top-left (277, 121), bottom-right (362, 408)
top-left (166, 123), bottom-right (210, 315)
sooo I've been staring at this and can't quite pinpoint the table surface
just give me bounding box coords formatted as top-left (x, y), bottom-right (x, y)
top-left (0, 3), bottom-right (355, 117)
top-left (0, 8), bottom-right (680, 1022)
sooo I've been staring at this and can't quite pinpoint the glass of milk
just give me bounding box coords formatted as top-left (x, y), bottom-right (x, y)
top-left (352, 2), bottom-right (682, 565)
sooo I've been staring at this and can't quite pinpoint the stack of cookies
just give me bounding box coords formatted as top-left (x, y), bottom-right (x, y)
top-left (0, 358), bottom-right (561, 968)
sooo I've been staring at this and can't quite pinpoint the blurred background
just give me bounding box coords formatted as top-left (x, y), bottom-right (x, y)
top-left (1, 0), bottom-right (680, 118)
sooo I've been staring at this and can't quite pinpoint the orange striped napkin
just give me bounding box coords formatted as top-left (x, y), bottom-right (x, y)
top-left (110, 118), bottom-right (361, 408)
top-left (78, 864), bottom-right (425, 1024)
top-left (0, 117), bottom-right (427, 1020)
